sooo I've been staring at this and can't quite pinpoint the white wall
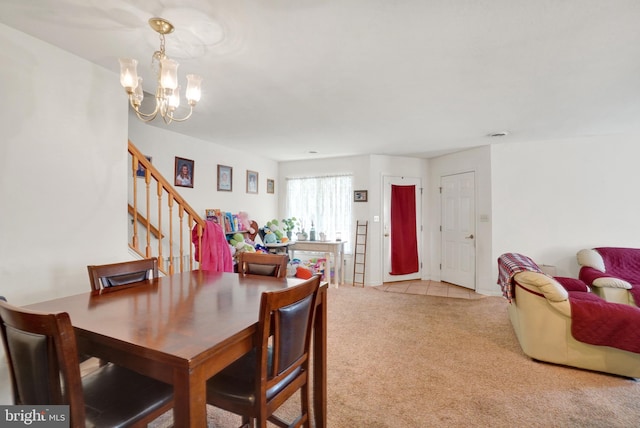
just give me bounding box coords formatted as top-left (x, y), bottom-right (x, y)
top-left (128, 120), bottom-right (278, 227)
top-left (0, 23), bottom-right (130, 306)
top-left (279, 154), bottom-right (428, 286)
top-left (491, 135), bottom-right (640, 285)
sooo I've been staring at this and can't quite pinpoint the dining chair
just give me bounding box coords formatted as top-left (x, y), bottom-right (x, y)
top-left (87, 257), bottom-right (158, 291)
top-left (206, 274), bottom-right (321, 428)
top-left (0, 299), bottom-right (173, 427)
top-left (237, 252), bottom-right (289, 278)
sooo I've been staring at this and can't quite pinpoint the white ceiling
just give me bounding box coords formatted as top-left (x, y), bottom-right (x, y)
top-left (2, 0), bottom-right (640, 161)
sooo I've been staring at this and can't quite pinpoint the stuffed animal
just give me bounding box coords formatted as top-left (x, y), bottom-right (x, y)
top-left (237, 211), bottom-right (255, 234)
top-left (295, 266), bottom-right (313, 279)
top-left (230, 233), bottom-right (255, 253)
top-left (266, 219), bottom-right (285, 242)
top-left (262, 227), bottom-right (278, 244)
top-left (254, 244), bottom-right (268, 253)
top-left (229, 233), bottom-right (245, 249)
top-left (287, 259), bottom-right (300, 277)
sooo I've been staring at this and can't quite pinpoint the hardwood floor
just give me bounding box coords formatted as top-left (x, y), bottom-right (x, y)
top-left (373, 280), bottom-right (484, 300)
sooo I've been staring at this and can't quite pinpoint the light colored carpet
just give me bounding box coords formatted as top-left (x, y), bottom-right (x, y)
top-left (151, 286), bottom-right (640, 427)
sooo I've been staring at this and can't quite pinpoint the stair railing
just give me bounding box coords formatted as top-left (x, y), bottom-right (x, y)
top-left (128, 140), bottom-right (204, 275)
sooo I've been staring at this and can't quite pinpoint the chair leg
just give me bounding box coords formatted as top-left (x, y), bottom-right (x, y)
top-left (300, 384), bottom-right (310, 428)
top-left (240, 416), bottom-right (252, 428)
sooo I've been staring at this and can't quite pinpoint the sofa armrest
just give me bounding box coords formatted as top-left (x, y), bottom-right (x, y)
top-left (514, 271), bottom-right (568, 302)
top-left (579, 267), bottom-right (631, 289)
top-left (592, 277), bottom-right (632, 289)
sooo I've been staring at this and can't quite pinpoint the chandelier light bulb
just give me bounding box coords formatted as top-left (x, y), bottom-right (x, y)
top-left (168, 88), bottom-right (181, 109)
top-left (119, 58), bottom-right (139, 92)
top-left (186, 74), bottom-right (203, 104)
top-left (133, 78), bottom-right (144, 106)
top-left (160, 58), bottom-right (179, 90)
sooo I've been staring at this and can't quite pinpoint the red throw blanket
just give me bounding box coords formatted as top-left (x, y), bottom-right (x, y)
top-left (569, 291), bottom-right (640, 354)
top-left (497, 253), bottom-right (542, 303)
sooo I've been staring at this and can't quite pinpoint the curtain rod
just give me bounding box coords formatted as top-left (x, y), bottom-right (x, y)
top-left (285, 173), bottom-right (353, 180)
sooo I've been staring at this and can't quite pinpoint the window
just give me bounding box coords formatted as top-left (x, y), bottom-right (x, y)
top-left (285, 174), bottom-right (353, 252)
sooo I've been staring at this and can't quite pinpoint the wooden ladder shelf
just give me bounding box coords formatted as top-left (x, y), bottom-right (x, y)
top-left (352, 220), bottom-right (368, 287)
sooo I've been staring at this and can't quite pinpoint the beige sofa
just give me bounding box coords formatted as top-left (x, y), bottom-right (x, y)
top-left (508, 271), bottom-right (640, 378)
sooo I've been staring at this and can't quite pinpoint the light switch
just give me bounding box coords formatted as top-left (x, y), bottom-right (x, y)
top-left (373, 216), bottom-right (380, 222)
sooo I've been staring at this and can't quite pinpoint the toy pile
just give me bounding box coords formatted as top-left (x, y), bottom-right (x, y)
top-left (262, 219), bottom-right (291, 244)
top-left (289, 257), bottom-right (328, 280)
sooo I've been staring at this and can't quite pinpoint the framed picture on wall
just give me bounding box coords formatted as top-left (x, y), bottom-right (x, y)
top-left (174, 157), bottom-right (194, 188)
top-left (217, 165), bottom-right (233, 191)
top-left (247, 170), bottom-right (259, 194)
top-left (267, 178), bottom-right (275, 194)
top-left (136, 155), bottom-right (152, 178)
top-left (354, 190), bottom-right (368, 202)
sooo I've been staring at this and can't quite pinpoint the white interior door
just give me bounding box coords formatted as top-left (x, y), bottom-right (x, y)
top-left (441, 172), bottom-right (476, 289)
top-left (383, 176), bottom-right (422, 283)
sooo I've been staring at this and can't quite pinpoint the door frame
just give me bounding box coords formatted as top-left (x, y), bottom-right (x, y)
top-left (382, 175), bottom-right (423, 283)
top-left (439, 171), bottom-right (476, 290)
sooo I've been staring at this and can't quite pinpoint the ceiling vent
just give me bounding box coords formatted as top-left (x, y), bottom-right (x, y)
top-left (487, 131), bottom-right (510, 138)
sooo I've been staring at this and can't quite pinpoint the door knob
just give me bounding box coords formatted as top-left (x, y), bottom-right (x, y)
top-left (465, 234), bottom-right (474, 239)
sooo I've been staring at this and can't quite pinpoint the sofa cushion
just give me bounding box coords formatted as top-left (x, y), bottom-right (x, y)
top-left (569, 291), bottom-right (640, 353)
top-left (576, 249), bottom-right (605, 272)
top-left (595, 247), bottom-right (640, 281)
top-left (554, 277), bottom-right (589, 293)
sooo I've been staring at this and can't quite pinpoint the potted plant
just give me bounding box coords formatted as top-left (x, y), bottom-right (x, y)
top-left (281, 217), bottom-right (299, 239)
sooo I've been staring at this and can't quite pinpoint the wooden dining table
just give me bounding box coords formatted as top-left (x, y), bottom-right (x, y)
top-left (25, 270), bottom-right (327, 427)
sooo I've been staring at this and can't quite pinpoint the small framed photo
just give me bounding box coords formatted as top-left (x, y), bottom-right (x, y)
top-left (217, 165), bottom-right (233, 191)
top-left (354, 190), bottom-right (368, 202)
top-left (267, 179), bottom-right (275, 194)
top-left (136, 155), bottom-right (152, 178)
top-left (247, 170), bottom-right (259, 194)
top-left (175, 157), bottom-right (194, 188)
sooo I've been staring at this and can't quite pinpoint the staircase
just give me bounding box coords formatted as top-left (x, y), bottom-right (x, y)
top-left (128, 140), bottom-right (204, 275)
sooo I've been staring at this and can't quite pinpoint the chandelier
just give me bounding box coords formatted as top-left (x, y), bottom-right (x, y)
top-left (119, 17), bottom-right (203, 124)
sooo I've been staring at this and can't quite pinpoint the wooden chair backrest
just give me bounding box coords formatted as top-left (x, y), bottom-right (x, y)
top-left (256, 275), bottom-right (320, 420)
top-left (237, 253), bottom-right (289, 278)
top-left (87, 258), bottom-right (158, 291)
top-left (0, 300), bottom-right (86, 423)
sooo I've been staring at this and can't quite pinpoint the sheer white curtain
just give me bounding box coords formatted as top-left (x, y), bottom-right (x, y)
top-left (285, 174), bottom-right (353, 253)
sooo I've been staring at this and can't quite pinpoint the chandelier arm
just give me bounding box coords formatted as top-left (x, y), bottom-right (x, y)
top-left (134, 109), bottom-right (157, 123)
top-left (165, 106), bottom-right (195, 123)
top-left (129, 96), bottom-right (160, 121)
